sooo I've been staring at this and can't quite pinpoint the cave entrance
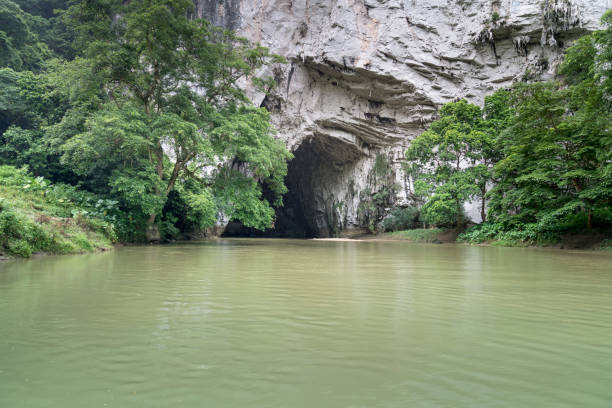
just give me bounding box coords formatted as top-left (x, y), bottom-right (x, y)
top-left (222, 134), bottom-right (362, 238)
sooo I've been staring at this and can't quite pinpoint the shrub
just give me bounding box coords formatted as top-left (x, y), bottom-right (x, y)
top-left (72, 232), bottom-right (93, 251)
top-left (458, 222), bottom-right (561, 245)
top-left (8, 239), bottom-right (32, 257)
top-left (599, 239), bottom-right (612, 251)
top-left (388, 228), bottom-right (444, 242)
top-left (457, 222), bottom-right (502, 243)
top-left (0, 206), bottom-right (51, 257)
top-left (382, 206), bottom-right (420, 232)
top-left (0, 167), bottom-right (117, 257)
top-left (420, 193), bottom-right (462, 228)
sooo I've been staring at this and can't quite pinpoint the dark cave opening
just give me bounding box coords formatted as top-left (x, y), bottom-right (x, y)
top-left (222, 140), bottom-right (319, 238)
top-left (222, 135), bottom-right (361, 238)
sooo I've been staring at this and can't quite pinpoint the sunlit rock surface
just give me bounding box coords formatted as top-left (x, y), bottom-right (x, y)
top-left (202, 0), bottom-right (609, 236)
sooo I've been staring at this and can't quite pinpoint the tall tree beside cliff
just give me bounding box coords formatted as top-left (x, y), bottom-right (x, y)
top-left (489, 11), bottom-right (612, 233)
top-left (60, 0), bottom-right (290, 240)
top-left (404, 100), bottom-right (500, 227)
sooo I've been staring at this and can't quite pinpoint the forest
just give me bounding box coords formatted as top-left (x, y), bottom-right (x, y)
top-left (0, 1), bottom-right (610, 257)
top-left (1, 0), bottom-right (292, 256)
top-left (391, 10), bottom-right (611, 247)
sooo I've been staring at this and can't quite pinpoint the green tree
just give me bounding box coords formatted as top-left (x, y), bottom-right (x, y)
top-left (0, 0), bottom-right (51, 71)
top-left (405, 100), bottom-right (498, 226)
top-left (60, 0), bottom-right (291, 240)
top-left (0, 66), bottom-right (73, 179)
top-left (489, 12), bottom-right (611, 233)
top-left (12, 0), bottom-right (74, 59)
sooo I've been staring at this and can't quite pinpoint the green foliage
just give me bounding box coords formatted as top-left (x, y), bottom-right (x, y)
top-left (457, 222), bottom-right (503, 243)
top-left (214, 171), bottom-right (275, 231)
top-left (420, 192), bottom-right (462, 228)
top-left (109, 168), bottom-right (166, 220)
top-left (405, 99), bottom-right (505, 226)
top-left (159, 183), bottom-right (216, 239)
top-left (13, 0), bottom-right (68, 19)
top-left (0, 0), bottom-right (292, 244)
top-left (0, 0), bottom-right (51, 71)
top-left (183, 189), bottom-right (217, 230)
top-left (0, 65), bottom-right (72, 182)
top-left (489, 67), bottom-right (611, 233)
top-left (0, 68), bottom-right (48, 134)
top-left (406, 12), bottom-right (611, 246)
top-left (599, 238), bottom-right (612, 251)
top-left (3, 0), bottom-right (604, 250)
top-left (0, 165), bottom-right (119, 226)
top-left (14, 0), bottom-right (74, 59)
top-left (0, 127), bottom-right (46, 170)
top-left (382, 206), bottom-right (420, 232)
top-left (210, 106), bottom-right (292, 207)
top-left (385, 228), bottom-right (445, 243)
top-left (358, 186), bottom-right (395, 233)
top-left (0, 165), bottom-right (115, 257)
top-left (457, 12), bottom-right (611, 245)
top-left (55, 0), bottom-right (291, 239)
top-left (458, 222), bottom-right (559, 246)
top-left (0, 203), bottom-right (79, 258)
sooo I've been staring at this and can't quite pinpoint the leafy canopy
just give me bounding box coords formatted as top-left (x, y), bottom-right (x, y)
top-left (0, 0), bottom-right (51, 71)
top-left (489, 12), bottom-right (612, 234)
top-left (57, 0), bottom-right (291, 237)
top-left (405, 99), bottom-right (505, 226)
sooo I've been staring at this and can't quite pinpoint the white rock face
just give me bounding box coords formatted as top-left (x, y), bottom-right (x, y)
top-left (201, 0), bottom-right (610, 236)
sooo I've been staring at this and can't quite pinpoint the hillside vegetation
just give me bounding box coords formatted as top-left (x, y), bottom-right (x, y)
top-left (0, 0), bottom-right (292, 255)
top-left (391, 11), bottom-right (612, 247)
top-left (1, 1), bottom-right (610, 255)
top-left (0, 166), bottom-right (115, 257)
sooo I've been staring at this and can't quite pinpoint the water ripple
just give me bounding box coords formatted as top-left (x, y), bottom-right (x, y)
top-left (0, 239), bottom-right (611, 407)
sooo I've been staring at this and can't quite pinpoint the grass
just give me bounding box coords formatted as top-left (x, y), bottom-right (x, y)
top-left (598, 239), bottom-right (612, 251)
top-left (458, 221), bottom-right (611, 250)
top-left (383, 228), bottom-right (445, 243)
top-left (0, 167), bottom-right (116, 259)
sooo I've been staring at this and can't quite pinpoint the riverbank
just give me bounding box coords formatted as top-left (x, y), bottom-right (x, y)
top-left (0, 167), bottom-right (116, 259)
top-left (317, 228), bottom-right (611, 251)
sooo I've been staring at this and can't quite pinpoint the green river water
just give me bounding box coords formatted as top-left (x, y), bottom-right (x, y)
top-left (1, 239), bottom-right (611, 407)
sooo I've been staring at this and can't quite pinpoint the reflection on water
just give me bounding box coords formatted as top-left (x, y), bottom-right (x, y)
top-left (1, 239), bottom-right (611, 407)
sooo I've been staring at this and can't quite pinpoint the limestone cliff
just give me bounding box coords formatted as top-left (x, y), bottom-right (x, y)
top-left (203, 0), bottom-right (610, 237)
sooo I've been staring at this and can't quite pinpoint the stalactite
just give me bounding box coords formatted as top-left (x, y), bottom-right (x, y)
top-left (513, 36), bottom-right (530, 56)
top-left (541, 0), bottom-right (581, 47)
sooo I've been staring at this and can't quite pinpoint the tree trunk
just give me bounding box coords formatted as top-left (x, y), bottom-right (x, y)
top-left (456, 199), bottom-right (464, 228)
top-left (587, 209), bottom-right (592, 231)
top-left (146, 213), bottom-right (160, 242)
top-left (145, 142), bottom-right (166, 243)
top-left (480, 190), bottom-right (486, 223)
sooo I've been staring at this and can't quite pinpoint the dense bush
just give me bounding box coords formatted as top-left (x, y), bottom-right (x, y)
top-left (0, 165), bottom-right (116, 256)
top-left (386, 228), bottom-right (444, 243)
top-left (419, 193), bottom-right (464, 228)
top-left (1, 0), bottom-right (292, 246)
top-left (382, 206), bottom-right (420, 232)
top-left (0, 199), bottom-right (67, 257)
top-left (407, 11), bottom-right (611, 244)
